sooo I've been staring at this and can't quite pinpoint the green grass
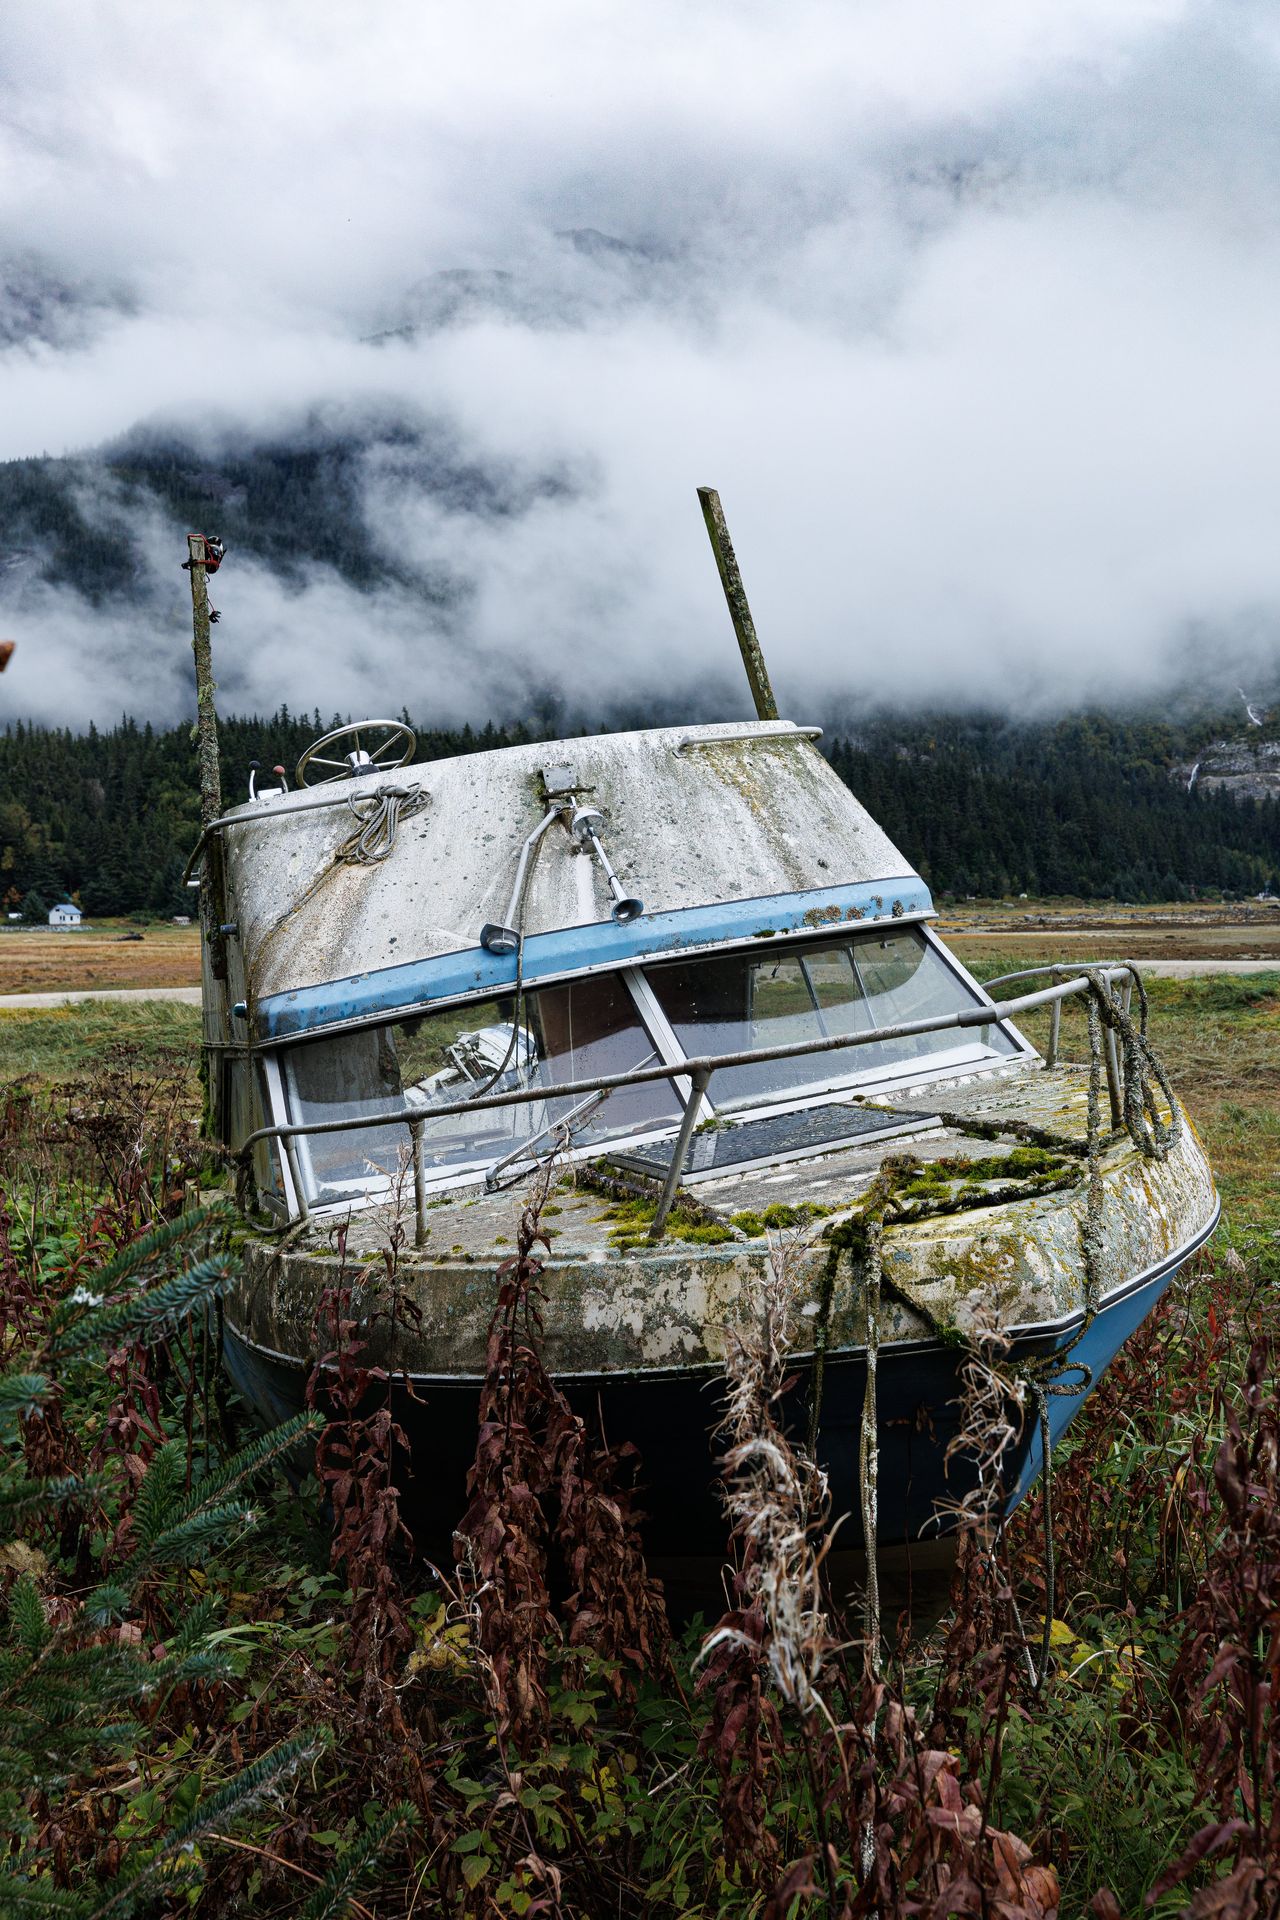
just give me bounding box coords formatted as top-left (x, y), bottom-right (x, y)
top-left (0, 1001), bottom-right (203, 1085)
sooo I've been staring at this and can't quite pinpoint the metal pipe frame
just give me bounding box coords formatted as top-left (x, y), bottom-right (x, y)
top-left (984, 962), bottom-right (1141, 1123)
top-left (981, 960), bottom-right (1141, 990)
top-left (647, 1067), bottom-right (712, 1242)
top-left (480, 804), bottom-right (567, 952)
top-left (675, 725), bottom-right (823, 754)
top-left (1047, 997), bottom-right (1062, 1068)
top-left (483, 1086), bottom-right (610, 1192)
top-left (410, 1120), bottom-right (428, 1247)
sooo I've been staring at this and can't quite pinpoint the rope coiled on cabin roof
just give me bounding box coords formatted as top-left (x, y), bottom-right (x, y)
top-left (241, 783), bottom-right (429, 1017)
top-left (334, 781), bottom-right (428, 865)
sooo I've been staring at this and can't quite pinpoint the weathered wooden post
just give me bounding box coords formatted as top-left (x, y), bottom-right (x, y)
top-left (697, 486), bottom-right (779, 722)
top-left (185, 534), bottom-right (223, 825)
top-left (184, 534), bottom-right (227, 982)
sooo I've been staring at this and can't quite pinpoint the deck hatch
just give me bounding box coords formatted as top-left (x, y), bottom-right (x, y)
top-left (609, 1102), bottom-right (936, 1184)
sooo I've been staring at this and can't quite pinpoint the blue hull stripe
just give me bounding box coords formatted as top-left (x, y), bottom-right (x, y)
top-left (257, 875), bottom-right (933, 1041)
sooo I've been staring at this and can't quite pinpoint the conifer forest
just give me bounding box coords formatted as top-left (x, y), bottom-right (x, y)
top-left (2, 706), bottom-right (1277, 918)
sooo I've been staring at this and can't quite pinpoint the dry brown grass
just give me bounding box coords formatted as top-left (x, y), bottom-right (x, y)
top-left (0, 921), bottom-right (202, 992)
top-left (942, 898), bottom-right (1280, 964)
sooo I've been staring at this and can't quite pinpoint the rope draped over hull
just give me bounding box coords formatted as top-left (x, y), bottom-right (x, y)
top-left (812, 967), bottom-right (1184, 1685)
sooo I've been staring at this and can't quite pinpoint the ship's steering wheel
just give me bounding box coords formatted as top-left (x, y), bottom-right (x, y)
top-left (295, 719), bottom-right (417, 787)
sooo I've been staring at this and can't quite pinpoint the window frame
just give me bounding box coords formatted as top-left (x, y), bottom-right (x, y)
top-left (272, 923), bottom-right (1033, 1215)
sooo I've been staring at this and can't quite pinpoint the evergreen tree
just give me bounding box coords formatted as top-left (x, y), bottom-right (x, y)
top-left (0, 1207), bottom-right (325, 1916)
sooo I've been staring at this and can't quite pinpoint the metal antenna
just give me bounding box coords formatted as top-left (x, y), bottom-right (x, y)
top-left (697, 486), bottom-right (779, 722)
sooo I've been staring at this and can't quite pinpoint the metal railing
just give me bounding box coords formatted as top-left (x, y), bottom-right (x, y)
top-left (238, 963), bottom-right (1141, 1245)
top-left (981, 961), bottom-right (1138, 1123)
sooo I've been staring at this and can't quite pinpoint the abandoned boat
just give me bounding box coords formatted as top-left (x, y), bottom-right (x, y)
top-left (182, 511), bottom-right (1218, 1566)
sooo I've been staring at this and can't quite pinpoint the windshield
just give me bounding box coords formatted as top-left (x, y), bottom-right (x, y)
top-left (284, 970), bottom-right (680, 1202)
top-left (644, 927), bottom-right (1015, 1108)
top-left (278, 926), bottom-right (1015, 1204)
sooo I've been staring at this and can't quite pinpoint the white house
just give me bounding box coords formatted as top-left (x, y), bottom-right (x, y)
top-left (48, 903), bottom-right (82, 928)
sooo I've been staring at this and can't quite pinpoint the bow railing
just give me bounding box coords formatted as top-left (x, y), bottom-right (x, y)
top-left (236, 963), bottom-right (1144, 1246)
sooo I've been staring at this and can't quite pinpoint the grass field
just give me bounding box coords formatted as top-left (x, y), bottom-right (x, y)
top-left (2, 901), bottom-right (1279, 997)
top-left (1, 966), bottom-right (1277, 1915)
top-left (941, 897), bottom-right (1280, 964)
top-left (0, 998), bottom-right (203, 1081)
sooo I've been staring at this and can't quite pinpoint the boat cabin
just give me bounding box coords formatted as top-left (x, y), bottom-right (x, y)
top-left (202, 719), bottom-right (1028, 1220)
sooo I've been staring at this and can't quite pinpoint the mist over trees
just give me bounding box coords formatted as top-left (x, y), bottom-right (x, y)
top-left (1, 708), bottom-right (1276, 919)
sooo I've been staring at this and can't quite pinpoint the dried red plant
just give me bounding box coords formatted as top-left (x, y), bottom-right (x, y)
top-left (456, 1160), bottom-right (669, 1751)
top-left (1156, 1337), bottom-right (1280, 1917)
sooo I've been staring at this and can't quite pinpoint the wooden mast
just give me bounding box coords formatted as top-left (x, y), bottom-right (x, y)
top-left (696, 486), bottom-right (779, 722)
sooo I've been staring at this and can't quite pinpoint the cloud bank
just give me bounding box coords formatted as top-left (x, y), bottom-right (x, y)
top-left (2, 0), bottom-right (1280, 729)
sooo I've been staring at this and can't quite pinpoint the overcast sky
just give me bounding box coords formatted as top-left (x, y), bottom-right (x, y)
top-left (3, 0), bottom-right (1280, 729)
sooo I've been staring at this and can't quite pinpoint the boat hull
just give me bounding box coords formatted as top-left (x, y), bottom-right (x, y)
top-left (222, 1207), bottom-right (1216, 1561)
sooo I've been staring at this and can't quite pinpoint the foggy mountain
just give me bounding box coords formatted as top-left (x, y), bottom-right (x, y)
top-left (3, 3), bottom-right (1280, 730)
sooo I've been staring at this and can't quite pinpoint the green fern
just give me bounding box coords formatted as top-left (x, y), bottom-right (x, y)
top-left (0, 1878), bottom-right (88, 1916)
top-left (297, 1801), bottom-right (417, 1920)
top-left (62, 1204), bottom-right (233, 1302)
top-left (9, 1575), bottom-right (50, 1657)
top-left (87, 1733), bottom-right (329, 1920)
top-left (0, 1471), bottom-right (111, 1526)
top-left (0, 1371), bottom-right (50, 1437)
top-left (114, 1413), bottom-right (320, 1585)
top-left (159, 1411), bottom-right (320, 1532)
top-left (50, 1252), bottom-right (238, 1356)
top-left (1, 1209), bottom-right (330, 1919)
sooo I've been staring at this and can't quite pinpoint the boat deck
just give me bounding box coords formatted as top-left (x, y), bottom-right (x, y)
top-left (233, 1060), bottom-right (1214, 1380)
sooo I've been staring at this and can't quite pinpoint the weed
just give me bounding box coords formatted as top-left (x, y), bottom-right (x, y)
top-left (0, 987), bottom-right (1277, 1916)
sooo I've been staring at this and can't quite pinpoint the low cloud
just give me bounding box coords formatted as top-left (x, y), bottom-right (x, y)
top-left (2, 0), bottom-right (1279, 728)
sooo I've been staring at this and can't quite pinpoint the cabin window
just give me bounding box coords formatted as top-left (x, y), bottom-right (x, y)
top-left (282, 971), bottom-right (680, 1202)
top-left (644, 927), bottom-right (1015, 1108)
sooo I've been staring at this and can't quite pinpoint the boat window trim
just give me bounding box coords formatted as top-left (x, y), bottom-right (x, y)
top-left (271, 928), bottom-right (1027, 1216)
top-left (256, 910), bottom-right (943, 1051)
top-left (795, 954), bottom-right (830, 1033)
top-left (619, 966), bottom-right (701, 1102)
top-left (649, 1038), bottom-right (1004, 1123)
top-left (279, 1049), bottom-right (329, 1209)
top-left (277, 1033), bottom-right (1015, 1224)
top-left (262, 1052), bottom-right (302, 1214)
top-left (632, 926), bottom-right (1024, 1115)
top-left (278, 972), bottom-right (693, 1207)
top-left (918, 924), bottom-right (1036, 1059)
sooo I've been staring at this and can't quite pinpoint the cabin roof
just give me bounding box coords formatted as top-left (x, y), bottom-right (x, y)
top-left (217, 720), bottom-right (929, 1035)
